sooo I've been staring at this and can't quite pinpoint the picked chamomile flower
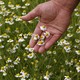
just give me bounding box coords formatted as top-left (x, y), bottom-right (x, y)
top-left (40, 25), bottom-right (47, 31)
top-left (37, 40), bottom-right (45, 46)
top-left (40, 35), bottom-right (45, 40)
top-left (44, 31), bottom-right (50, 38)
top-left (33, 34), bottom-right (39, 40)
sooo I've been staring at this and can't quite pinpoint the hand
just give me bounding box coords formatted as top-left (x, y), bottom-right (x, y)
top-left (21, 1), bottom-right (72, 53)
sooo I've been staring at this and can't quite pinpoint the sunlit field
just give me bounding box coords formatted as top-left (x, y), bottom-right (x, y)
top-left (0, 0), bottom-right (80, 80)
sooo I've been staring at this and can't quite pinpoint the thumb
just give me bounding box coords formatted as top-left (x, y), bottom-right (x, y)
top-left (21, 5), bottom-right (41, 21)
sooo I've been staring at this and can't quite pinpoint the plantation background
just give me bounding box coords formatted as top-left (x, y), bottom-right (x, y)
top-left (0, 0), bottom-right (80, 80)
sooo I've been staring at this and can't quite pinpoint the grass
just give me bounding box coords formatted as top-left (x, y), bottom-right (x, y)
top-left (0, 0), bottom-right (80, 80)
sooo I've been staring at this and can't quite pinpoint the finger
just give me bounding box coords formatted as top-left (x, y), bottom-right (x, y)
top-left (45, 35), bottom-right (52, 43)
top-left (45, 34), bottom-right (61, 50)
top-left (29, 22), bottom-right (44, 48)
top-left (39, 46), bottom-right (45, 53)
top-left (21, 5), bottom-right (41, 21)
top-left (33, 32), bottom-right (45, 53)
top-left (39, 34), bottom-right (52, 53)
top-left (34, 44), bottom-right (40, 53)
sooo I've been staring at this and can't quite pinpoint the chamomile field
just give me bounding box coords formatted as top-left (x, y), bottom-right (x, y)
top-left (0, 0), bottom-right (80, 80)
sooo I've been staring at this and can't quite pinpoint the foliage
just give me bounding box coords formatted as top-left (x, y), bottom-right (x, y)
top-left (0, 0), bottom-right (80, 80)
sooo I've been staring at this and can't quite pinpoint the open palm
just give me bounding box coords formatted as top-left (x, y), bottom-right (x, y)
top-left (21, 1), bottom-right (72, 53)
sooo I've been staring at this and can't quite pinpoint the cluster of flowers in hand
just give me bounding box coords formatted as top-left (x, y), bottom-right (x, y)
top-left (33, 25), bottom-right (50, 46)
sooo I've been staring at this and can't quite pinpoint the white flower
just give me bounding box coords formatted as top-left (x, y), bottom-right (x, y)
top-left (0, 66), bottom-right (7, 72)
top-left (2, 33), bottom-right (10, 38)
top-left (40, 25), bottom-right (47, 31)
top-left (64, 76), bottom-right (71, 80)
top-left (76, 66), bottom-right (80, 72)
top-left (76, 28), bottom-right (80, 33)
top-left (20, 70), bottom-right (30, 78)
top-left (0, 23), bottom-right (2, 27)
top-left (25, 3), bottom-right (30, 6)
top-left (44, 75), bottom-right (50, 80)
top-left (10, 48), bottom-right (16, 53)
top-left (0, 45), bottom-right (4, 48)
top-left (21, 78), bottom-right (26, 80)
top-left (16, 4), bottom-right (21, 9)
top-left (18, 38), bottom-right (25, 42)
top-left (22, 10), bottom-right (26, 15)
top-left (28, 20), bottom-right (33, 24)
top-left (0, 1), bottom-right (4, 5)
top-left (75, 50), bottom-right (80, 55)
top-left (15, 73), bottom-right (21, 78)
top-left (64, 46), bottom-right (71, 53)
top-left (22, 0), bottom-right (25, 2)
top-left (40, 35), bottom-right (45, 40)
top-left (75, 39), bottom-right (80, 43)
top-left (7, 39), bottom-right (14, 43)
top-left (29, 48), bottom-right (34, 52)
top-left (0, 56), bottom-right (2, 60)
top-left (33, 34), bottom-right (39, 40)
top-left (13, 57), bottom-right (20, 65)
top-left (8, 4), bottom-right (15, 8)
top-left (27, 53), bottom-right (34, 59)
top-left (15, 17), bottom-right (22, 21)
top-left (25, 45), bottom-right (30, 50)
top-left (37, 40), bottom-right (45, 46)
top-left (0, 39), bottom-right (3, 42)
top-left (6, 58), bottom-right (12, 63)
top-left (44, 31), bottom-right (50, 38)
top-left (3, 72), bottom-right (7, 76)
top-left (58, 39), bottom-right (70, 46)
top-left (67, 33), bottom-right (73, 37)
top-left (23, 34), bottom-right (28, 39)
top-left (22, 6), bottom-right (26, 9)
top-left (44, 71), bottom-right (52, 80)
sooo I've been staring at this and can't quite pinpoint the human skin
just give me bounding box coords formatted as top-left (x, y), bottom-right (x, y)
top-left (21, 0), bottom-right (79, 53)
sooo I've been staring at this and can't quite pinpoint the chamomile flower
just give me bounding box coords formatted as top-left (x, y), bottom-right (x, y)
top-left (23, 34), bottom-right (28, 39)
top-left (44, 31), bottom-right (50, 38)
top-left (6, 58), bottom-right (12, 63)
top-left (0, 56), bottom-right (2, 60)
top-left (64, 46), bottom-right (71, 53)
top-left (37, 40), bottom-right (45, 46)
top-left (0, 45), bottom-right (4, 48)
top-left (15, 73), bottom-right (21, 78)
top-left (22, 10), bottom-right (26, 15)
top-left (22, 0), bottom-right (25, 2)
top-left (40, 35), bottom-right (45, 40)
top-left (25, 3), bottom-right (30, 6)
top-left (28, 20), bottom-right (33, 24)
top-left (76, 65), bottom-right (80, 72)
top-left (13, 57), bottom-right (20, 65)
top-left (28, 48), bottom-right (34, 52)
top-left (18, 37), bottom-right (25, 42)
top-left (2, 33), bottom-right (10, 38)
top-left (40, 25), bottom-right (47, 31)
top-left (0, 1), bottom-right (4, 5)
top-left (33, 34), bottom-right (39, 40)
top-left (44, 71), bottom-right (52, 80)
top-left (15, 17), bottom-right (22, 21)
top-left (25, 45), bottom-right (30, 50)
top-left (16, 4), bottom-right (21, 9)
top-left (3, 72), bottom-right (7, 76)
top-left (22, 6), bottom-right (26, 9)
top-left (0, 23), bottom-right (2, 27)
top-left (27, 53), bottom-right (34, 59)
top-left (64, 76), bottom-right (71, 80)
top-left (7, 39), bottom-right (14, 43)
top-left (75, 50), bottom-right (80, 55)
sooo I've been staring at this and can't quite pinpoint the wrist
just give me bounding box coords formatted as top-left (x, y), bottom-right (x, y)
top-left (51, 0), bottom-right (79, 13)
